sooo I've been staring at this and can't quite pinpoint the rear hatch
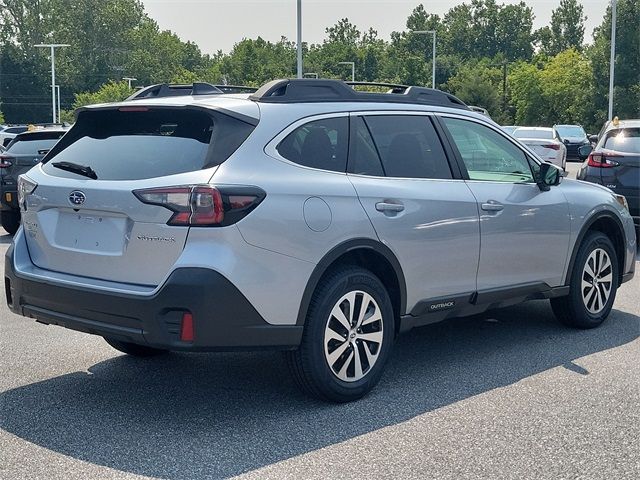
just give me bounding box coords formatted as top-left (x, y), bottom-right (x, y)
top-left (21, 104), bottom-right (256, 286)
top-left (597, 127), bottom-right (640, 215)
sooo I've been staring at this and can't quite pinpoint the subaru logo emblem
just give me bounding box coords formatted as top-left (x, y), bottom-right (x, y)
top-left (69, 191), bottom-right (86, 206)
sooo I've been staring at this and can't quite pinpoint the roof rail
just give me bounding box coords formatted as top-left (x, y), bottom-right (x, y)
top-left (213, 85), bottom-right (258, 94)
top-left (127, 82), bottom-right (224, 100)
top-left (249, 79), bottom-right (469, 109)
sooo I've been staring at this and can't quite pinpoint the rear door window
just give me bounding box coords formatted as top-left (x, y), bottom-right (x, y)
top-left (362, 115), bottom-right (452, 179)
top-left (42, 108), bottom-right (254, 181)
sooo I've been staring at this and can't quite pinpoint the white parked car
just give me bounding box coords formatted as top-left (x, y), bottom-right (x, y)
top-left (513, 127), bottom-right (567, 169)
top-left (0, 125), bottom-right (29, 148)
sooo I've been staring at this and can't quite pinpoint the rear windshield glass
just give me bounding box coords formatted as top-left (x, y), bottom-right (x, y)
top-left (42, 108), bottom-right (254, 181)
top-left (7, 132), bottom-right (65, 154)
top-left (603, 128), bottom-right (640, 153)
top-left (513, 129), bottom-right (553, 139)
top-left (555, 126), bottom-right (586, 138)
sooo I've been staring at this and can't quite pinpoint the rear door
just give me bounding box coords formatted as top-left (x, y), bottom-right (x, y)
top-left (22, 106), bottom-right (255, 286)
top-left (439, 115), bottom-right (571, 291)
top-left (347, 112), bottom-right (480, 315)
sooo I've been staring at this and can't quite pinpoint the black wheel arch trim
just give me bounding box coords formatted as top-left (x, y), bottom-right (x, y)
top-left (296, 238), bottom-right (407, 326)
top-left (564, 210), bottom-right (627, 285)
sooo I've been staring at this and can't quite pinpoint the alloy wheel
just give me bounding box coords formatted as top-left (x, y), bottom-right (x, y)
top-left (581, 248), bottom-right (613, 315)
top-left (323, 290), bottom-right (384, 382)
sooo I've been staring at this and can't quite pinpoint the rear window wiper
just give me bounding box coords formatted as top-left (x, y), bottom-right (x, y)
top-left (52, 161), bottom-right (98, 180)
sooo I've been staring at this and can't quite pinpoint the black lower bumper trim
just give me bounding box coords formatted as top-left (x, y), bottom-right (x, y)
top-left (5, 245), bottom-right (302, 351)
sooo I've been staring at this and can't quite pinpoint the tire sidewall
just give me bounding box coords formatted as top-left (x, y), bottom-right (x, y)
top-left (305, 268), bottom-right (395, 401)
top-left (569, 232), bottom-right (619, 326)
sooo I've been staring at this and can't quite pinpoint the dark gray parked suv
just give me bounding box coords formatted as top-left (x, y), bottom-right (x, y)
top-left (577, 119), bottom-right (640, 230)
top-left (5, 79), bottom-right (637, 402)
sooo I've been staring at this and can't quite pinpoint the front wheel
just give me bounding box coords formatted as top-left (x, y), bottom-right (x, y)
top-left (286, 266), bottom-right (395, 402)
top-left (551, 232), bottom-right (619, 328)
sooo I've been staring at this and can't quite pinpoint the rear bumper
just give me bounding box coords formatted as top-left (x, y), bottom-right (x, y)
top-left (5, 241), bottom-right (302, 352)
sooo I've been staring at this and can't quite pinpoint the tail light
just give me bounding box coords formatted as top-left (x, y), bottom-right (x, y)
top-left (17, 175), bottom-right (38, 210)
top-left (587, 151), bottom-right (620, 168)
top-left (133, 185), bottom-right (265, 227)
top-left (0, 155), bottom-right (14, 168)
top-left (541, 144), bottom-right (561, 151)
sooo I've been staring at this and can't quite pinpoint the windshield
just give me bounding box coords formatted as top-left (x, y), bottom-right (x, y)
top-left (513, 128), bottom-right (553, 139)
top-left (603, 128), bottom-right (640, 154)
top-left (555, 125), bottom-right (586, 138)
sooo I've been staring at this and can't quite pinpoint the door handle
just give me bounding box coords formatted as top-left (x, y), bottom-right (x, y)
top-left (375, 202), bottom-right (405, 213)
top-left (481, 201), bottom-right (504, 212)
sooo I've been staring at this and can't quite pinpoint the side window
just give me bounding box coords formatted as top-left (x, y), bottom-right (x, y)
top-left (441, 117), bottom-right (534, 183)
top-left (363, 115), bottom-right (452, 179)
top-left (348, 116), bottom-right (385, 176)
top-left (276, 117), bottom-right (348, 172)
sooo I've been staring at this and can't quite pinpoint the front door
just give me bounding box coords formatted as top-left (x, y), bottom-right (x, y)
top-left (439, 115), bottom-right (571, 291)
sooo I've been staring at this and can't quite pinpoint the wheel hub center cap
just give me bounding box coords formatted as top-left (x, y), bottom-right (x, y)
top-left (349, 332), bottom-right (357, 339)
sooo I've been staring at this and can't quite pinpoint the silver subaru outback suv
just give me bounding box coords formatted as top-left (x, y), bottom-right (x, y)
top-left (6, 79), bottom-right (636, 402)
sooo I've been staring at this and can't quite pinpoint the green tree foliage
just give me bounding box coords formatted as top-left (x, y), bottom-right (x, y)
top-left (588, 0), bottom-right (640, 129)
top-left (1, 0), bottom-right (637, 132)
top-left (537, 0), bottom-right (587, 56)
top-left (0, 109), bottom-right (5, 124)
top-left (58, 80), bottom-right (133, 123)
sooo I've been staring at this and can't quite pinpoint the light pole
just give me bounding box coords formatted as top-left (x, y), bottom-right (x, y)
top-left (123, 77), bottom-right (137, 89)
top-left (608, 0), bottom-right (617, 120)
top-left (34, 44), bottom-right (70, 123)
top-left (338, 62), bottom-right (355, 82)
top-left (412, 30), bottom-right (436, 89)
top-left (55, 85), bottom-right (61, 123)
top-left (296, 0), bottom-right (303, 78)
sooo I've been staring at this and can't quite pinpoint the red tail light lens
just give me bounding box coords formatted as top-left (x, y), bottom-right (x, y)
top-left (587, 152), bottom-right (620, 168)
top-left (542, 144), bottom-right (561, 151)
top-left (133, 185), bottom-right (265, 227)
top-left (0, 155), bottom-right (14, 168)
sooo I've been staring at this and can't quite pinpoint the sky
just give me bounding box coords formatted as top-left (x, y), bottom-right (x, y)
top-left (141, 0), bottom-right (610, 55)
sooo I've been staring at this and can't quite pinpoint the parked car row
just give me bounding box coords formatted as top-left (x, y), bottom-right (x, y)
top-left (4, 79), bottom-right (636, 402)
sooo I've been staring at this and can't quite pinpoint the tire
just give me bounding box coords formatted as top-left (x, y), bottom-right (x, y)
top-left (104, 337), bottom-right (168, 357)
top-left (286, 266), bottom-right (395, 403)
top-left (1, 210), bottom-right (20, 235)
top-left (551, 231), bottom-right (619, 329)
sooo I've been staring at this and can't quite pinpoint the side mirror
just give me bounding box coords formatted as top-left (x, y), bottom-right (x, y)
top-left (536, 162), bottom-right (562, 191)
top-left (578, 144), bottom-right (593, 161)
top-left (563, 138), bottom-right (570, 145)
top-left (588, 134), bottom-right (598, 144)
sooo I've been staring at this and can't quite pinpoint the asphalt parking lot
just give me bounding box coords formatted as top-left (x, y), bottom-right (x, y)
top-left (1, 161), bottom-right (638, 480)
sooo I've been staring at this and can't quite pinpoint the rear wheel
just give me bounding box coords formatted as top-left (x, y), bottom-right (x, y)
top-left (286, 266), bottom-right (395, 402)
top-left (551, 232), bottom-right (618, 328)
top-left (104, 337), bottom-right (168, 357)
top-left (1, 210), bottom-right (20, 235)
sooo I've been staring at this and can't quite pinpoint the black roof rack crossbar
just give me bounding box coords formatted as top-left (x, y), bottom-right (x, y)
top-left (249, 79), bottom-right (469, 109)
top-left (127, 82), bottom-right (224, 100)
top-left (213, 85), bottom-right (258, 94)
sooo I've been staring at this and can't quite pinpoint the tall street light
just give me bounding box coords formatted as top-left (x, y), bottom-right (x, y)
top-left (35, 44), bottom-right (70, 123)
top-left (338, 62), bottom-right (355, 82)
top-left (55, 85), bottom-right (61, 123)
top-left (412, 30), bottom-right (436, 89)
top-left (123, 77), bottom-right (137, 89)
top-left (608, 0), bottom-right (617, 120)
top-left (296, 0), bottom-right (303, 78)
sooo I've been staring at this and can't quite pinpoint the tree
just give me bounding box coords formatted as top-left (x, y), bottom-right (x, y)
top-left (588, 0), bottom-right (640, 130)
top-left (59, 80), bottom-right (132, 122)
top-left (537, 0), bottom-right (586, 56)
top-left (508, 62), bottom-right (545, 125)
top-left (446, 65), bottom-right (502, 119)
top-left (0, 109), bottom-right (5, 124)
